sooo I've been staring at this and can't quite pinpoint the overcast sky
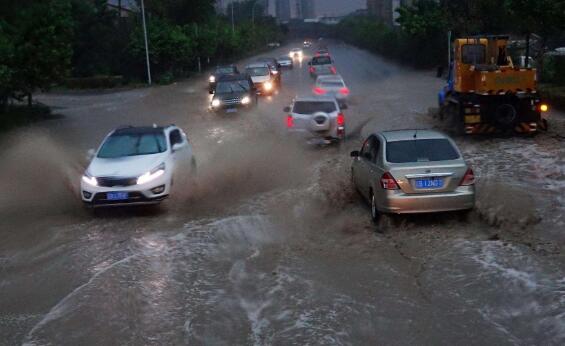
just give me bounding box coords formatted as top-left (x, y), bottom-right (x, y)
top-left (313, 0), bottom-right (366, 17)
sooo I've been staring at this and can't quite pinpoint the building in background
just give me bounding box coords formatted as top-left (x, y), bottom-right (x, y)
top-left (301, 0), bottom-right (315, 19)
top-left (367, 0), bottom-right (413, 26)
top-left (266, 0), bottom-right (277, 17)
top-left (313, 0), bottom-right (365, 17)
top-left (276, 0), bottom-right (291, 21)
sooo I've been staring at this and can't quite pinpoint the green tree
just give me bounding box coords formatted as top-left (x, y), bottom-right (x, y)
top-left (70, 0), bottom-right (131, 77)
top-left (9, 0), bottom-right (73, 105)
top-left (506, 0), bottom-right (565, 43)
top-left (144, 0), bottom-right (216, 25)
top-left (128, 17), bottom-right (195, 80)
top-left (396, 0), bottom-right (447, 37)
top-left (0, 22), bottom-right (14, 108)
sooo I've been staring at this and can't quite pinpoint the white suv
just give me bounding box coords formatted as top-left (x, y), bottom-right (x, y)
top-left (81, 125), bottom-right (196, 207)
top-left (285, 96), bottom-right (345, 145)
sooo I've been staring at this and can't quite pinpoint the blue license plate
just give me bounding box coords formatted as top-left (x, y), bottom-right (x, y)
top-left (415, 179), bottom-right (443, 189)
top-left (226, 108), bottom-right (238, 113)
top-left (107, 192), bottom-right (129, 201)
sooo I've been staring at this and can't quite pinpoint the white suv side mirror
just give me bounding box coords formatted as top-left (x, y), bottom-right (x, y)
top-left (172, 143), bottom-right (184, 152)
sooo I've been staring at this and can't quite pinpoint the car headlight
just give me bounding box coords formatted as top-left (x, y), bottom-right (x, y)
top-left (211, 98), bottom-right (221, 108)
top-left (209, 75), bottom-right (215, 83)
top-left (271, 70), bottom-right (279, 75)
top-left (241, 96), bottom-right (251, 105)
top-left (137, 163), bottom-right (165, 185)
top-left (289, 52), bottom-right (294, 58)
top-left (264, 81), bottom-right (273, 91)
top-left (82, 174), bottom-right (98, 187)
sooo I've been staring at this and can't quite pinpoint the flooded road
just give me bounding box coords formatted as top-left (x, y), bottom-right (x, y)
top-left (1, 42), bottom-right (564, 345)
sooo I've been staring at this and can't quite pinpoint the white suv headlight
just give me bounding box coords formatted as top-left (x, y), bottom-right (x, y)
top-left (211, 99), bottom-right (221, 108)
top-left (137, 163), bottom-right (165, 185)
top-left (82, 174), bottom-right (98, 187)
top-left (241, 96), bottom-right (251, 105)
top-left (209, 75), bottom-right (215, 83)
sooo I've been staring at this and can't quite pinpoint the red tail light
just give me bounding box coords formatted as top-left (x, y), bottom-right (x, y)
top-left (339, 87), bottom-right (350, 95)
top-left (313, 87), bottom-right (326, 95)
top-left (330, 66), bottom-right (337, 74)
top-left (337, 113), bottom-right (345, 126)
top-left (286, 115), bottom-right (294, 128)
top-left (460, 168), bottom-right (475, 186)
top-left (381, 172), bottom-right (399, 190)
top-left (309, 67), bottom-right (315, 73)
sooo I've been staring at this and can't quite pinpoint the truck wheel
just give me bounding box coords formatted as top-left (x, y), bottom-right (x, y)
top-left (446, 103), bottom-right (464, 135)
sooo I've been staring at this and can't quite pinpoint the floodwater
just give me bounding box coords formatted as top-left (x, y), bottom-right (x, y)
top-left (1, 41), bottom-right (564, 345)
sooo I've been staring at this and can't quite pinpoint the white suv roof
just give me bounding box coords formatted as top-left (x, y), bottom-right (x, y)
top-left (294, 96), bottom-right (338, 103)
top-left (316, 75), bottom-right (344, 82)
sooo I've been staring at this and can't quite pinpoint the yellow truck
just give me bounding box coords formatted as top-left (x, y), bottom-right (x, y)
top-left (438, 35), bottom-right (549, 134)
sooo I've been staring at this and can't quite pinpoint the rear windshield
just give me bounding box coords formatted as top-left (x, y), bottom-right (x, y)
top-left (293, 101), bottom-right (336, 114)
top-left (246, 67), bottom-right (269, 76)
top-left (98, 133), bottom-right (167, 158)
top-left (386, 139), bottom-right (460, 163)
top-left (320, 81), bottom-right (344, 87)
top-left (312, 56), bottom-right (331, 65)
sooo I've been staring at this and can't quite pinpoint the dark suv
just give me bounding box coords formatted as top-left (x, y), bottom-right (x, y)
top-left (209, 74), bottom-right (258, 113)
top-left (209, 65), bottom-right (239, 94)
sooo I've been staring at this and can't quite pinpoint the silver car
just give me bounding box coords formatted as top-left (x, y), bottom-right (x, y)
top-left (308, 55), bottom-right (336, 78)
top-left (277, 55), bottom-right (294, 69)
top-left (351, 130), bottom-right (475, 221)
top-left (285, 96), bottom-right (345, 144)
top-left (313, 75), bottom-right (349, 106)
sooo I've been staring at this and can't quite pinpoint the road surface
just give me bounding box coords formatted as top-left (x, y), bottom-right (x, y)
top-left (1, 41), bottom-right (564, 345)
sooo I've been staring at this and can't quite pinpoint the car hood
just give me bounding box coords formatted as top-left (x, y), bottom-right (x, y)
top-left (217, 90), bottom-right (249, 99)
top-left (88, 153), bottom-right (167, 178)
top-left (251, 75), bottom-right (270, 83)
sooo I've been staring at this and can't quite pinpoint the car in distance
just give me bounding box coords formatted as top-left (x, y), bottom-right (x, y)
top-left (351, 130), bottom-right (475, 223)
top-left (209, 65), bottom-right (239, 94)
top-left (315, 48), bottom-right (330, 57)
top-left (289, 48), bottom-right (303, 59)
top-left (210, 74), bottom-right (257, 113)
top-left (256, 57), bottom-right (282, 86)
top-left (303, 40), bottom-right (312, 48)
top-left (308, 55), bottom-right (336, 78)
top-left (277, 55), bottom-right (294, 69)
top-left (81, 125), bottom-right (196, 207)
top-left (267, 42), bottom-right (281, 48)
top-left (246, 63), bottom-right (277, 95)
top-left (313, 75), bottom-right (350, 107)
top-left (285, 96), bottom-right (345, 145)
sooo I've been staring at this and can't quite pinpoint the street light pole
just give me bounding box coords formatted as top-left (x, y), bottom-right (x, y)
top-left (140, 0), bottom-right (152, 85)
top-left (252, 1), bottom-right (259, 26)
top-left (231, 2), bottom-right (235, 34)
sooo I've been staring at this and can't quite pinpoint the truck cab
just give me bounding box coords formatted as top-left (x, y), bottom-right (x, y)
top-left (439, 35), bottom-right (549, 134)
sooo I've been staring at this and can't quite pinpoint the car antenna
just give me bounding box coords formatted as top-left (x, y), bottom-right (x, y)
top-left (413, 130), bottom-right (418, 139)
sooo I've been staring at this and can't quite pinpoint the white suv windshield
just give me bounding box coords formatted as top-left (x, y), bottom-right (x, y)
top-left (246, 67), bottom-right (269, 76)
top-left (98, 133), bottom-right (167, 158)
